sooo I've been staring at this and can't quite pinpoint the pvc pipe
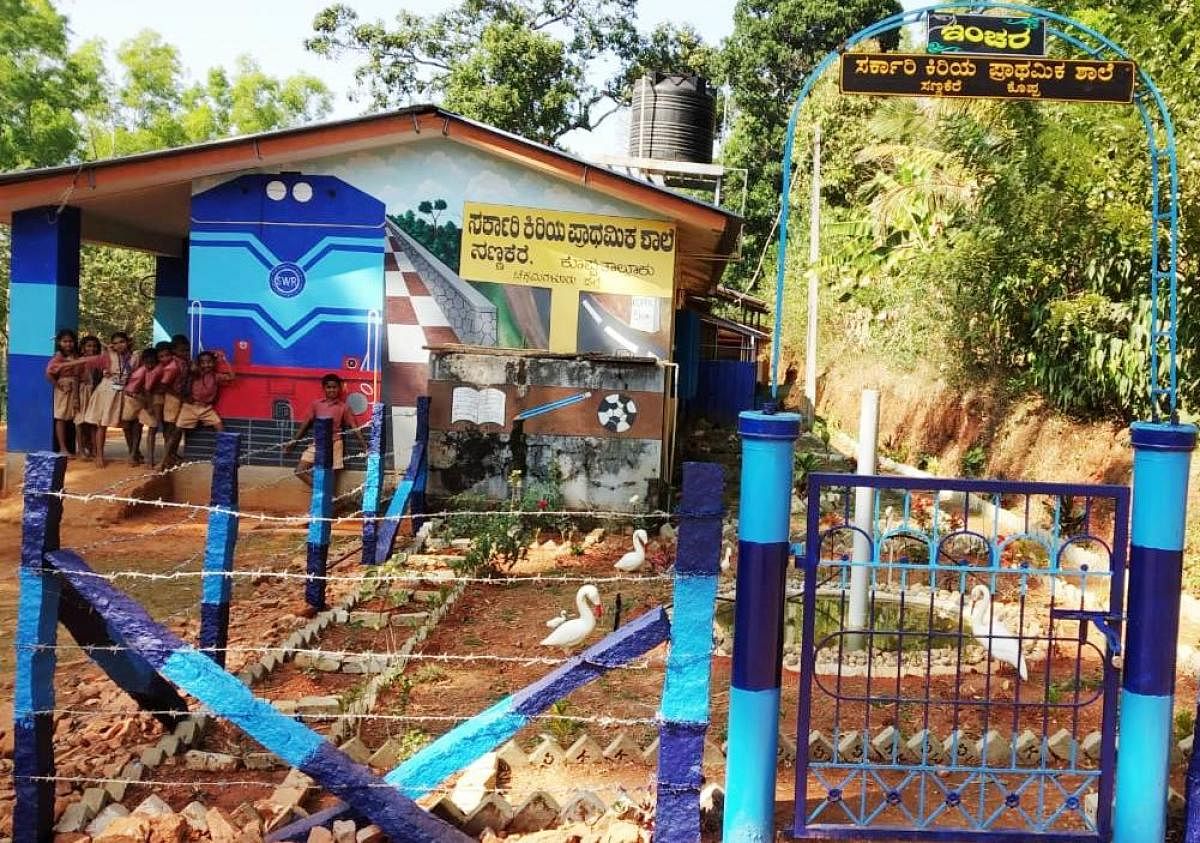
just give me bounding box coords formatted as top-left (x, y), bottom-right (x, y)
top-left (724, 409), bottom-right (800, 842)
top-left (804, 124), bottom-right (821, 425)
top-left (847, 390), bottom-right (879, 651)
top-left (1115, 422), bottom-right (1196, 843)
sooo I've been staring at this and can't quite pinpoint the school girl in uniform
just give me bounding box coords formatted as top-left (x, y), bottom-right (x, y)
top-left (74, 335), bottom-right (102, 460)
top-left (45, 329), bottom-right (80, 456)
top-left (121, 348), bottom-right (159, 465)
top-left (75, 331), bottom-right (135, 468)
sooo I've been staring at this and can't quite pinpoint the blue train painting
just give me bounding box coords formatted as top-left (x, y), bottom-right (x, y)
top-left (188, 173), bottom-right (386, 432)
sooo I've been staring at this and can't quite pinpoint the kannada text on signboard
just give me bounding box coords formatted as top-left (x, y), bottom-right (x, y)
top-left (459, 202), bottom-right (677, 297)
top-left (840, 53), bottom-right (1136, 104)
top-left (926, 13), bottom-right (1046, 57)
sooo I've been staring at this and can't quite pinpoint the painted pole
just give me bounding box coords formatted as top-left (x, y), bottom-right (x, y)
top-left (361, 403), bottom-right (386, 566)
top-left (1115, 421), bottom-right (1197, 843)
top-left (804, 124), bottom-right (821, 426)
top-left (306, 418), bottom-right (334, 612)
top-left (13, 452), bottom-right (66, 842)
top-left (724, 409), bottom-right (800, 841)
top-left (655, 462), bottom-right (725, 842)
top-left (847, 389), bottom-right (879, 651)
top-left (200, 432), bottom-right (240, 665)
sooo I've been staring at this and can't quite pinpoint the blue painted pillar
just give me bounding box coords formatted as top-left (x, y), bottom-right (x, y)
top-left (153, 251), bottom-right (188, 344)
top-left (200, 433), bottom-right (241, 664)
top-left (411, 395), bottom-right (430, 534)
top-left (306, 418), bottom-right (334, 611)
top-left (655, 462), bottom-right (724, 842)
top-left (8, 207), bottom-right (80, 453)
top-left (724, 410), bottom-right (800, 841)
top-left (1115, 421), bottom-right (1197, 843)
top-left (13, 452), bottom-right (66, 842)
top-left (361, 404), bottom-right (386, 566)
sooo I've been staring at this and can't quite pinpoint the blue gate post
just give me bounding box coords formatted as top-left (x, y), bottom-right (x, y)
top-left (200, 432), bottom-right (240, 664)
top-left (655, 462), bottom-right (724, 842)
top-left (1115, 421), bottom-right (1197, 843)
top-left (723, 409), bottom-right (800, 841)
top-left (361, 403), bottom-right (386, 566)
top-left (13, 452), bottom-right (66, 842)
top-left (306, 418), bottom-right (334, 612)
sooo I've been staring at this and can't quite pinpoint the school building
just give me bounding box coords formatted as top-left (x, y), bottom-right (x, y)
top-left (0, 106), bottom-right (749, 507)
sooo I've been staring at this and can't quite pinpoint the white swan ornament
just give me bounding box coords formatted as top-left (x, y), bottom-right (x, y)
top-left (658, 522), bottom-right (677, 544)
top-left (968, 584), bottom-right (1029, 680)
top-left (545, 610), bottom-right (568, 629)
top-left (540, 585), bottom-right (603, 649)
top-left (614, 529), bottom-right (649, 572)
top-left (720, 544), bottom-right (733, 573)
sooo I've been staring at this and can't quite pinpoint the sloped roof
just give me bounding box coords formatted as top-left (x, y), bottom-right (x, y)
top-left (0, 105), bottom-right (741, 292)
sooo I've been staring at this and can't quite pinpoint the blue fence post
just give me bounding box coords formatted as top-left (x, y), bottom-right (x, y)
top-left (200, 432), bottom-right (240, 664)
top-left (13, 452), bottom-right (66, 842)
top-left (361, 403), bottom-right (386, 566)
top-left (723, 409), bottom-right (800, 842)
top-left (306, 418), bottom-right (334, 612)
top-left (655, 462), bottom-right (724, 842)
top-left (1116, 421), bottom-right (1198, 843)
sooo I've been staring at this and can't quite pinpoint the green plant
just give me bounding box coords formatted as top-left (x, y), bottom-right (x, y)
top-left (915, 453), bottom-right (941, 474)
top-left (446, 492), bottom-right (527, 576)
top-left (547, 700), bottom-right (584, 745)
top-left (1177, 708), bottom-right (1196, 741)
top-left (960, 444), bottom-right (988, 478)
top-left (394, 729), bottom-right (431, 762)
top-left (794, 451), bottom-right (822, 495)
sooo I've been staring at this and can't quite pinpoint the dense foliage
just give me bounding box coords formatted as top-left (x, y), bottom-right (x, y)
top-left (0, 5), bottom-right (332, 359)
top-left (732, 1), bottom-right (1200, 421)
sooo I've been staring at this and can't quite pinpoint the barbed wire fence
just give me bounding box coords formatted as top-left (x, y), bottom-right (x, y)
top-left (10, 406), bottom-right (728, 842)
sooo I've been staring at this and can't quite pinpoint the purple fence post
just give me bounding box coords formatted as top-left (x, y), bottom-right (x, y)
top-left (13, 452), bottom-right (66, 842)
top-left (200, 432), bottom-right (240, 664)
top-left (360, 403), bottom-right (385, 566)
top-left (654, 462), bottom-right (725, 842)
top-left (306, 418), bottom-right (334, 611)
top-left (410, 396), bottom-right (430, 534)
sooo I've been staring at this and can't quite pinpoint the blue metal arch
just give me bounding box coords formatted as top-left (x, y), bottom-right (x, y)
top-left (770, 2), bottom-right (1181, 421)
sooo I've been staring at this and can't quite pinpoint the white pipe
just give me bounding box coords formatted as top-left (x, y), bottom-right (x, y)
top-left (848, 389), bottom-right (879, 650)
top-left (804, 124), bottom-right (821, 425)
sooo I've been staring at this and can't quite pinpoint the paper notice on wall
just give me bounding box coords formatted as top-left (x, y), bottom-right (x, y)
top-left (452, 386), bottom-right (507, 426)
top-left (629, 296), bottom-right (660, 333)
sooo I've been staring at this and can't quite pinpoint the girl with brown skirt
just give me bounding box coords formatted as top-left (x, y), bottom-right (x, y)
top-left (74, 335), bottom-right (102, 460)
top-left (45, 329), bottom-right (80, 456)
top-left (73, 331), bottom-right (134, 468)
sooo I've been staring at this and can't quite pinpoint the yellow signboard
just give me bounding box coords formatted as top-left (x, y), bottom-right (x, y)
top-left (460, 202), bottom-right (677, 353)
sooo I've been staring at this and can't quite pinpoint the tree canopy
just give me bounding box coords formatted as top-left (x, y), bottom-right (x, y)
top-left (306, 1), bottom-right (717, 145)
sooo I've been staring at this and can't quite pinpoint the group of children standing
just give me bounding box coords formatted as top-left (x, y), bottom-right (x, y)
top-left (46, 330), bottom-right (233, 468)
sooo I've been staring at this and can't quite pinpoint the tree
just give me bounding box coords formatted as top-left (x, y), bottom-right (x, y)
top-left (79, 31), bottom-right (333, 158)
top-left (721, 0), bottom-right (902, 288)
top-left (0, 0), bottom-right (99, 171)
top-left (306, 1), bottom-right (717, 145)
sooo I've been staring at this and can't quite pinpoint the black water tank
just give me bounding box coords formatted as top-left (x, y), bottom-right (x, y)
top-left (629, 73), bottom-right (716, 164)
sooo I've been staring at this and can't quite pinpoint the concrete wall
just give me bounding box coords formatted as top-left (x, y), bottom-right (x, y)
top-left (426, 348), bottom-right (669, 509)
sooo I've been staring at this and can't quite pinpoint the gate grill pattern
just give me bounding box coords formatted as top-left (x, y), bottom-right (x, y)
top-left (795, 474), bottom-right (1128, 841)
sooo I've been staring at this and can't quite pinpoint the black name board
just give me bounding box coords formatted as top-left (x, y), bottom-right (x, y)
top-left (927, 13), bottom-right (1046, 57)
top-left (840, 53), bottom-right (1135, 105)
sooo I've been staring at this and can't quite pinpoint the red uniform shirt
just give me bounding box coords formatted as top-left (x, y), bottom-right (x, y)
top-left (307, 397), bottom-right (353, 430)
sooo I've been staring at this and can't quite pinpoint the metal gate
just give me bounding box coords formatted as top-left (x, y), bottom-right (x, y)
top-left (795, 473), bottom-right (1129, 840)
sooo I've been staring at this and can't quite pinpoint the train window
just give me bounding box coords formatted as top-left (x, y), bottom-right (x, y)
top-left (293, 182), bottom-right (313, 203)
top-left (266, 180), bottom-right (286, 201)
top-left (272, 399), bottom-right (293, 421)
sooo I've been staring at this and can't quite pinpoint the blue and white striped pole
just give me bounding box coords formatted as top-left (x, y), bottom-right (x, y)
top-left (1114, 421), bottom-right (1197, 843)
top-left (724, 409), bottom-right (800, 841)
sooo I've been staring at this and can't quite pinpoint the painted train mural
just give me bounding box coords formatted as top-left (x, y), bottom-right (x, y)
top-left (188, 173), bottom-right (385, 434)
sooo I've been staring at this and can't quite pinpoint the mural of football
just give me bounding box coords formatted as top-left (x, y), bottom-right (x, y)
top-left (597, 393), bottom-right (638, 433)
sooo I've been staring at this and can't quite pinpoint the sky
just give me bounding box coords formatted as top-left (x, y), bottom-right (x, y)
top-left (58, 0), bottom-right (735, 157)
top-left (58, 0), bottom-right (920, 158)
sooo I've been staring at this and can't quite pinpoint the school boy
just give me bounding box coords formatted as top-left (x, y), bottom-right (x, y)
top-left (286, 373), bottom-right (368, 486)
